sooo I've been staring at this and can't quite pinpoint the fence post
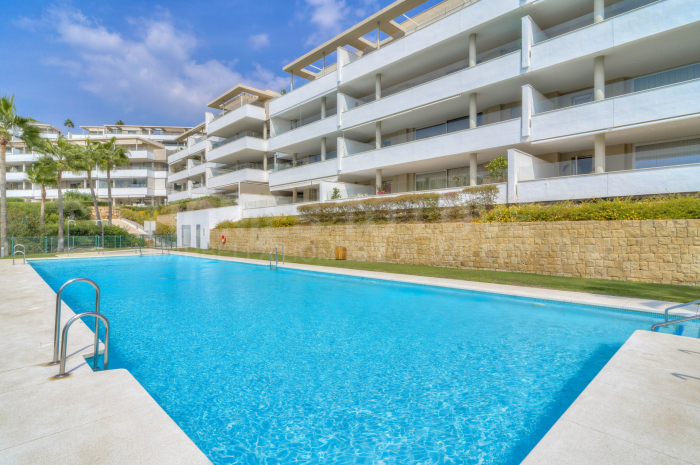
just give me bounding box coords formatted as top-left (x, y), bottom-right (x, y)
top-left (51, 237), bottom-right (53, 253)
top-left (45, 236), bottom-right (47, 253)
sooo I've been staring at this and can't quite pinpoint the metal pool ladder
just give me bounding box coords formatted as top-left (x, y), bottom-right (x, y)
top-left (269, 250), bottom-right (278, 269)
top-left (55, 312), bottom-right (110, 378)
top-left (276, 244), bottom-right (285, 264)
top-left (651, 299), bottom-right (700, 332)
top-left (51, 278), bottom-right (101, 367)
top-left (12, 244), bottom-right (25, 264)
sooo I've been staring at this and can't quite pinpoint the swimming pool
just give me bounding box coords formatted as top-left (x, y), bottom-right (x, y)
top-left (32, 255), bottom-right (667, 464)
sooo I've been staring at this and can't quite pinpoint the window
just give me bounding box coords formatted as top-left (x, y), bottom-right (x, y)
top-left (635, 138), bottom-right (700, 169)
top-left (416, 171), bottom-right (447, 191)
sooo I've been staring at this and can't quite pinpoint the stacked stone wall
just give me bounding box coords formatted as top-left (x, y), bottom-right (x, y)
top-left (213, 220), bottom-right (700, 285)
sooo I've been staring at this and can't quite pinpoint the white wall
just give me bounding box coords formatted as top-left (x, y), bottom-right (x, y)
top-left (177, 205), bottom-right (242, 249)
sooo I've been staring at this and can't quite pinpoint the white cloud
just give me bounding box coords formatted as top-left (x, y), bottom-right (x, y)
top-left (302, 0), bottom-right (382, 47)
top-left (17, 7), bottom-right (287, 120)
top-left (248, 33), bottom-right (270, 50)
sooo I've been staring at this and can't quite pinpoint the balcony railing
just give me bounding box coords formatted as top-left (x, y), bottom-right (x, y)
top-left (347, 39), bottom-right (521, 111)
top-left (210, 162), bottom-right (270, 178)
top-left (244, 195), bottom-right (318, 209)
top-left (211, 96), bottom-right (265, 122)
top-left (210, 131), bottom-right (264, 150)
top-left (272, 151), bottom-right (338, 172)
top-left (350, 0), bottom-right (481, 63)
top-left (273, 107), bottom-right (338, 137)
top-left (518, 141), bottom-right (700, 181)
top-left (343, 106), bottom-right (522, 157)
top-left (534, 62), bottom-right (700, 114)
top-left (534, 0), bottom-right (662, 44)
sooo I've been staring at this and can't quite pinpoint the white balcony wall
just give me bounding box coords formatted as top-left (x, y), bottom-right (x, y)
top-left (6, 172), bottom-right (28, 182)
top-left (6, 190), bottom-right (34, 198)
top-left (206, 137), bottom-right (267, 163)
top-left (168, 191), bottom-right (191, 202)
top-left (531, 79), bottom-right (700, 141)
top-left (128, 150), bottom-right (155, 161)
top-left (341, 119), bottom-right (521, 174)
top-left (242, 203), bottom-right (301, 219)
top-left (268, 159), bottom-right (339, 188)
top-left (6, 154), bottom-right (37, 163)
top-left (208, 168), bottom-right (270, 189)
top-left (530, 0), bottom-right (699, 72)
top-left (341, 53), bottom-right (521, 128)
top-left (515, 163), bottom-right (700, 203)
top-left (207, 104), bottom-right (266, 135)
top-left (269, 72), bottom-right (338, 116)
top-left (268, 117), bottom-right (338, 152)
top-left (168, 169), bottom-right (191, 183)
top-left (340, 0), bottom-right (521, 85)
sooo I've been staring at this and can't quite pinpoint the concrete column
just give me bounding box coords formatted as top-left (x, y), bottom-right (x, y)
top-left (594, 133), bottom-right (606, 173)
top-left (376, 169), bottom-right (382, 193)
top-left (594, 56), bottom-right (605, 101)
top-left (22, 163), bottom-right (26, 172)
top-left (594, 0), bottom-right (605, 23)
top-left (290, 72), bottom-right (294, 91)
top-left (263, 122), bottom-right (268, 140)
top-left (375, 122), bottom-right (382, 149)
top-left (469, 33), bottom-right (477, 68)
top-left (321, 97), bottom-right (327, 119)
top-left (469, 153), bottom-right (478, 186)
top-left (375, 74), bottom-right (382, 100)
top-left (321, 137), bottom-right (327, 161)
top-left (235, 160), bottom-right (240, 168)
top-left (292, 187), bottom-right (297, 204)
top-left (263, 153), bottom-right (267, 170)
top-left (292, 153), bottom-right (297, 167)
top-left (377, 22), bottom-right (381, 49)
top-left (469, 93), bottom-right (478, 129)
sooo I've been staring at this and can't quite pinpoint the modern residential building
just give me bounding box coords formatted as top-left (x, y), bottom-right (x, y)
top-left (6, 124), bottom-right (192, 206)
top-left (179, 0), bottom-right (700, 227)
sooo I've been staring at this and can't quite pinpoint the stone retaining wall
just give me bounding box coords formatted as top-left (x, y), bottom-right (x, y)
top-left (214, 220), bottom-right (700, 286)
top-left (156, 213), bottom-right (177, 227)
top-left (90, 206), bottom-right (120, 220)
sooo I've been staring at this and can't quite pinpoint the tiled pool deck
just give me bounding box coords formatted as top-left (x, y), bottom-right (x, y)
top-left (1, 251), bottom-right (699, 464)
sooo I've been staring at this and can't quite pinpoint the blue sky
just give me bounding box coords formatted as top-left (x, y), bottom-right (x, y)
top-left (1, 0), bottom-right (413, 132)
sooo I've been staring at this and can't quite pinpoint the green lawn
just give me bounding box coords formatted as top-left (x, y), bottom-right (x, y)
top-left (179, 248), bottom-right (700, 303)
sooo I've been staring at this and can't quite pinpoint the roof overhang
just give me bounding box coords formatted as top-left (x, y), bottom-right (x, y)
top-left (174, 122), bottom-right (206, 143)
top-left (73, 136), bottom-right (165, 149)
top-left (282, 0), bottom-right (426, 79)
top-left (207, 84), bottom-right (280, 109)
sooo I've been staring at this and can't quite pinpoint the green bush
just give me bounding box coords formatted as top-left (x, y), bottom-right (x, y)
top-left (7, 197), bottom-right (25, 203)
top-left (477, 194), bottom-right (700, 223)
top-left (155, 224), bottom-right (176, 235)
top-left (214, 215), bottom-right (298, 230)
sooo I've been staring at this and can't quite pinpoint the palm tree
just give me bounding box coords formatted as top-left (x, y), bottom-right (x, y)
top-left (75, 139), bottom-right (104, 222)
top-left (25, 156), bottom-right (57, 227)
top-left (64, 119), bottom-right (75, 132)
top-left (98, 137), bottom-right (130, 225)
top-left (39, 136), bottom-right (80, 252)
top-left (0, 95), bottom-right (42, 253)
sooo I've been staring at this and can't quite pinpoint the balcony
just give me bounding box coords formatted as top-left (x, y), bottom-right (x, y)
top-left (269, 155), bottom-right (339, 188)
top-left (514, 141), bottom-right (700, 203)
top-left (207, 132), bottom-right (267, 164)
top-left (268, 113), bottom-right (338, 153)
top-left (207, 101), bottom-right (266, 138)
top-left (208, 163), bottom-right (271, 189)
top-left (530, 65), bottom-right (700, 141)
top-left (167, 190), bottom-right (191, 202)
top-left (341, 47), bottom-right (521, 129)
top-left (127, 150), bottom-right (155, 161)
top-left (528, 0), bottom-right (697, 71)
top-left (341, 109), bottom-right (522, 174)
top-left (269, 72), bottom-right (338, 116)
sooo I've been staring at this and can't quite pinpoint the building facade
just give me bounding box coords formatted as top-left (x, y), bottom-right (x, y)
top-left (6, 124), bottom-right (191, 206)
top-left (172, 0), bottom-right (700, 226)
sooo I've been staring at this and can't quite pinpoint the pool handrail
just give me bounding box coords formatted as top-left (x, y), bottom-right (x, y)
top-left (12, 244), bottom-right (25, 265)
top-left (51, 278), bottom-right (101, 366)
top-left (664, 300), bottom-right (700, 322)
top-left (276, 244), bottom-right (285, 264)
top-left (55, 312), bottom-right (110, 378)
top-left (652, 314), bottom-right (700, 332)
top-left (270, 250), bottom-right (278, 269)
top-left (135, 242), bottom-right (142, 255)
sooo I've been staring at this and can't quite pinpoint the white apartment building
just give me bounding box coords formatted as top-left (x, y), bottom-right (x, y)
top-left (174, 0), bottom-right (700, 229)
top-left (6, 124), bottom-right (192, 206)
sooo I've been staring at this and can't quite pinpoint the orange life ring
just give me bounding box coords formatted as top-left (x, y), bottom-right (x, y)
top-left (221, 234), bottom-right (226, 244)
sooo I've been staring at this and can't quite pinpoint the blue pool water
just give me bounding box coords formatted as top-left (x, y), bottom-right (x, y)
top-left (32, 255), bottom-right (667, 464)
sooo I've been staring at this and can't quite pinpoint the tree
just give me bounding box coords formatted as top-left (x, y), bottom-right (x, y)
top-left (25, 156), bottom-right (57, 227)
top-left (0, 95), bottom-right (42, 253)
top-left (115, 120), bottom-right (124, 125)
top-left (64, 119), bottom-right (75, 130)
top-left (97, 137), bottom-right (130, 225)
top-left (37, 136), bottom-right (81, 252)
top-left (74, 139), bottom-right (104, 223)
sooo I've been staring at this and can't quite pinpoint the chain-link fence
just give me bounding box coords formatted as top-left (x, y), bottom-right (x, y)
top-left (1, 235), bottom-right (177, 257)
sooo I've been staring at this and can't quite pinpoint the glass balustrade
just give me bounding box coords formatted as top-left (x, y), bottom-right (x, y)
top-left (272, 151), bottom-right (338, 172)
top-left (273, 107), bottom-right (338, 136)
top-left (343, 106), bottom-right (521, 157)
top-left (534, 62), bottom-right (700, 114)
top-left (211, 97), bottom-right (265, 122)
top-left (210, 162), bottom-right (269, 178)
top-left (210, 131), bottom-right (264, 149)
top-left (518, 141), bottom-right (700, 181)
top-left (534, 0), bottom-right (662, 43)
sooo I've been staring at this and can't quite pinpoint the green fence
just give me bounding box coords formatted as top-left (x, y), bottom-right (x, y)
top-left (1, 235), bottom-right (177, 256)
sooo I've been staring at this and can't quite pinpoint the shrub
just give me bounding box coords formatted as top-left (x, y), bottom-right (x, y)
top-left (214, 215), bottom-right (298, 229)
top-left (7, 197), bottom-right (25, 203)
top-left (155, 224), bottom-right (176, 235)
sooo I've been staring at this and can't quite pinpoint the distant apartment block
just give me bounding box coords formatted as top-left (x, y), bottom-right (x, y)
top-left (6, 124), bottom-right (191, 206)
